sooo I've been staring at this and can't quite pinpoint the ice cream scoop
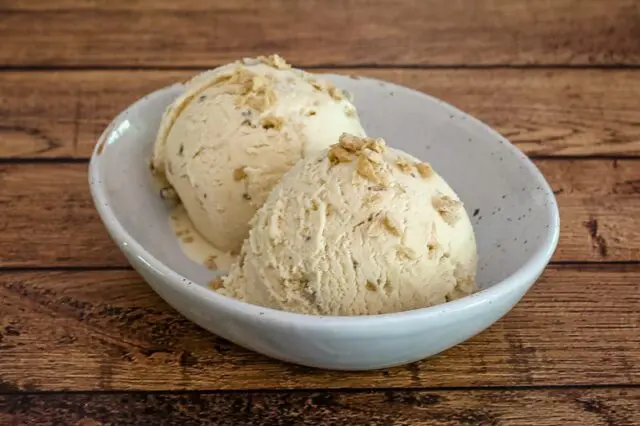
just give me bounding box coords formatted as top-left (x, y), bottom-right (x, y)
top-left (220, 133), bottom-right (478, 316)
top-left (152, 55), bottom-right (366, 254)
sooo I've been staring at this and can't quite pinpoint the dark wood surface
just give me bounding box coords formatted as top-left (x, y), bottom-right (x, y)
top-left (1, 1), bottom-right (639, 425)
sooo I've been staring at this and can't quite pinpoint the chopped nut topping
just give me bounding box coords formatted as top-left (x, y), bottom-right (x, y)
top-left (366, 138), bottom-right (386, 153)
top-left (258, 54), bottom-right (291, 69)
top-left (364, 150), bottom-right (383, 165)
top-left (311, 200), bottom-right (319, 211)
top-left (433, 194), bottom-right (463, 226)
top-left (260, 115), bottom-right (284, 130)
top-left (328, 86), bottom-right (345, 101)
top-left (416, 162), bottom-right (433, 179)
top-left (365, 281), bottom-right (377, 292)
top-left (233, 167), bottom-right (247, 181)
top-left (328, 146), bottom-right (353, 165)
top-left (382, 215), bottom-right (401, 237)
top-left (345, 107), bottom-right (356, 118)
top-left (396, 159), bottom-right (414, 174)
top-left (309, 79), bottom-right (324, 92)
top-left (182, 236), bottom-right (194, 243)
top-left (331, 134), bottom-right (391, 186)
top-left (306, 110), bottom-right (317, 117)
top-left (204, 255), bottom-right (218, 270)
top-left (339, 133), bottom-right (366, 152)
top-left (175, 229), bottom-right (187, 237)
top-left (356, 155), bottom-right (389, 187)
top-left (209, 277), bottom-right (224, 290)
top-left (231, 67), bottom-right (277, 112)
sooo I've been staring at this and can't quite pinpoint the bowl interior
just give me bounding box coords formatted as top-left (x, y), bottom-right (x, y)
top-left (91, 75), bottom-right (558, 294)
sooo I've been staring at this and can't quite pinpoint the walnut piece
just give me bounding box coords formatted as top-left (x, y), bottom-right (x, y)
top-left (433, 194), bottom-right (463, 226)
top-left (416, 162), bottom-right (433, 179)
top-left (209, 277), bottom-right (224, 290)
top-left (382, 215), bottom-right (401, 237)
top-left (230, 66), bottom-right (277, 112)
top-left (328, 86), bottom-right (345, 101)
top-left (260, 115), bottom-right (285, 130)
top-left (233, 167), bottom-right (247, 181)
top-left (328, 146), bottom-right (353, 165)
top-left (396, 159), bottom-right (414, 174)
top-left (356, 155), bottom-right (389, 187)
top-left (258, 54), bottom-right (291, 69)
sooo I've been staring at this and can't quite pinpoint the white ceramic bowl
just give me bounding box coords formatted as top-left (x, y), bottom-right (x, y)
top-left (89, 74), bottom-right (560, 370)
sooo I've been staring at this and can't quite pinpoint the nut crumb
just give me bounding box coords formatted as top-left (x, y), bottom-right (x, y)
top-left (260, 115), bottom-right (284, 130)
top-left (233, 167), bottom-right (247, 181)
top-left (345, 107), bottom-right (356, 118)
top-left (328, 146), bottom-right (353, 165)
top-left (356, 155), bottom-right (389, 187)
top-left (396, 159), bottom-right (414, 174)
top-left (309, 79), bottom-right (324, 92)
top-left (231, 67), bottom-right (277, 111)
top-left (339, 133), bottom-right (366, 152)
top-left (182, 236), bottom-right (194, 243)
top-left (204, 255), bottom-right (218, 270)
top-left (306, 110), bottom-right (317, 117)
top-left (416, 162), bottom-right (433, 179)
top-left (382, 215), bottom-right (401, 237)
top-left (258, 54), bottom-right (291, 69)
top-left (365, 281), bottom-right (377, 292)
top-left (328, 86), bottom-right (344, 101)
top-left (433, 194), bottom-right (462, 226)
top-left (209, 277), bottom-right (224, 290)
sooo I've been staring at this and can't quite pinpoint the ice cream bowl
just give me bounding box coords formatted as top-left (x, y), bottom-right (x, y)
top-left (89, 75), bottom-right (559, 370)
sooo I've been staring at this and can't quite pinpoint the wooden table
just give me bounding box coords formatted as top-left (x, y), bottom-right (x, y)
top-left (1, 1), bottom-right (639, 424)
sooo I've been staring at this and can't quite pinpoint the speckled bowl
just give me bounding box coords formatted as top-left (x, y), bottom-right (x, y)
top-left (89, 74), bottom-right (560, 370)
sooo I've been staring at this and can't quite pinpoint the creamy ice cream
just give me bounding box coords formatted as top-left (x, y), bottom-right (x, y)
top-left (152, 55), bottom-right (366, 254)
top-left (219, 134), bottom-right (478, 316)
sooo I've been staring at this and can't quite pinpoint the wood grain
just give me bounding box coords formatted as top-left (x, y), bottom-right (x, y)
top-left (1, 0), bottom-right (639, 67)
top-left (1, 159), bottom-right (639, 268)
top-left (2, 69), bottom-right (640, 159)
top-left (0, 265), bottom-right (638, 391)
top-left (1, 388), bottom-right (639, 426)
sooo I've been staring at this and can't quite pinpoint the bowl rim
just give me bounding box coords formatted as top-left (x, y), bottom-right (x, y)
top-left (89, 77), bottom-right (560, 329)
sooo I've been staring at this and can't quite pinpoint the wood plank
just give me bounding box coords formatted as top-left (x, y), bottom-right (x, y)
top-left (1, 388), bottom-right (639, 426)
top-left (0, 265), bottom-right (638, 391)
top-left (1, 0), bottom-right (639, 67)
top-left (1, 159), bottom-right (639, 268)
top-left (1, 69), bottom-right (640, 159)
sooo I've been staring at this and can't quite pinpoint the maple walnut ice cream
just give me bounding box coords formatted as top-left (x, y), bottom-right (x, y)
top-left (152, 55), bottom-right (366, 254)
top-left (219, 134), bottom-right (478, 316)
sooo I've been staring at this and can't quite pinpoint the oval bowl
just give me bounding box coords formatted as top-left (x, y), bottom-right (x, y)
top-left (89, 74), bottom-right (559, 370)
